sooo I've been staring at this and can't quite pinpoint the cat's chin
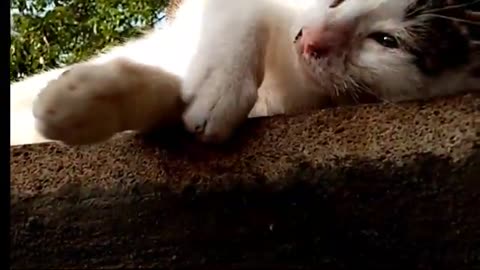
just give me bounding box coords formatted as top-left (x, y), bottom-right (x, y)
top-left (294, 50), bottom-right (331, 86)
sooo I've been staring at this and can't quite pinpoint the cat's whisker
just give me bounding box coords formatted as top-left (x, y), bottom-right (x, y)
top-left (465, 11), bottom-right (480, 22)
top-left (470, 40), bottom-right (480, 50)
top-left (347, 83), bottom-right (361, 104)
top-left (421, 0), bottom-right (480, 14)
top-left (407, 0), bottom-right (480, 18)
top-left (333, 84), bottom-right (340, 97)
top-left (419, 14), bottom-right (480, 25)
top-left (344, 65), bottom-right (398, 107)
top-left (353, 85), bottom-right (408, 111)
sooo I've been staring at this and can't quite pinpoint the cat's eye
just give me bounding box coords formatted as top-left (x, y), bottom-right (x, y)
top-left (367, 32), bottom-right (399, 48)
top-left (329, 0), bottom-right (345, 8)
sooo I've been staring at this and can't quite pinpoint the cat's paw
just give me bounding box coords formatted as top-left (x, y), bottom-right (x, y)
top-left (182, 66), bottom-right (257, 144)
top-left (33, 64), bottom-right (125, 145)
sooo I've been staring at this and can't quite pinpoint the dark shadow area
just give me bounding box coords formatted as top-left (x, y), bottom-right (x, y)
top-left (11, 151), bottom-right (480, 269)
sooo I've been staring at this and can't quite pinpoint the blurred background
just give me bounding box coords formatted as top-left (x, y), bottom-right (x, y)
top-left (10, 0), bottom-right (170, 82)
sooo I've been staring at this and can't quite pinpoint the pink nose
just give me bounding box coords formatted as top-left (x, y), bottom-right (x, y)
top-left (299, 25), bottom-right (350, 57)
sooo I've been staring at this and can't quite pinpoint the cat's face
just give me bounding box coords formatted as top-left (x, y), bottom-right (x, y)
top-left (294, 0), bottom-right (480, 103)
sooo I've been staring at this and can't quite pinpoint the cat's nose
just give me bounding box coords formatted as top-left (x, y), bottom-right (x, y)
top-left (299, 24), bottom-right (351, 57)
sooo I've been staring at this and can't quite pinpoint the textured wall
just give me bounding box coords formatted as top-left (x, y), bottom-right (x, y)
top-left (11, 94), bottom-right (480, 269)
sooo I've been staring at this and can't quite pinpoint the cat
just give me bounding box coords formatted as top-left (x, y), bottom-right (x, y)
top-left (10, 0), bottom-right (480, 146)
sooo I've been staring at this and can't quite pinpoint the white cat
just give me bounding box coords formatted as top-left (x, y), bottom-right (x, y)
top-left (10, 0), bottom-right (480, 146)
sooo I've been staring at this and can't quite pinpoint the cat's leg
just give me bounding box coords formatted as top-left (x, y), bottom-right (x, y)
top-left (11, 68), bottom-right (68, 145)
top-left (11, 28), bottom-right (190, 146)
top-left (181, 0), bottom-right (268, 143)
top-left (32, 58), bottom-right (184, 145)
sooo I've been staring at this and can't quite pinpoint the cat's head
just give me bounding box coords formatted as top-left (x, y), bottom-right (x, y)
top-left (293, 0), bottom-right (480, 103)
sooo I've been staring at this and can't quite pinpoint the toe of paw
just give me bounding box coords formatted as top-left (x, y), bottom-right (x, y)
top-left (183, 115), bottom-right (232, 144)
top-left (188, 119), bottom-right (207, 134)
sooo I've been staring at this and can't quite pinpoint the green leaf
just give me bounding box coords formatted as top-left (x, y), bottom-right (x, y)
top-left (11, 0), bottom-right (169, 82)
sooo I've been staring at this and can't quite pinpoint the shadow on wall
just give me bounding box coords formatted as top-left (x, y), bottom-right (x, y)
top-left (11, 150), bottom-right (480, 269)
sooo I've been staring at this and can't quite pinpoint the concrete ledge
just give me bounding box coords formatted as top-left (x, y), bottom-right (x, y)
top-left (11, 95), bottom-right (480, 269)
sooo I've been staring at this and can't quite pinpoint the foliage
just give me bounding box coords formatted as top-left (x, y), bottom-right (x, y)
top-left (10, 0), bottom-right (169, 81)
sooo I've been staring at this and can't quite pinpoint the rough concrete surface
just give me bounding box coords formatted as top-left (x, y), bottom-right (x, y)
top-left (10, 94), bottom-right (480, 269)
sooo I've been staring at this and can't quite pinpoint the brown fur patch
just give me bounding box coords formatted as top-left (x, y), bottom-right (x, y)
top-left (403, 0), bottom-right (479, 76)
top-left (165, 0), bottom-right (183, 21)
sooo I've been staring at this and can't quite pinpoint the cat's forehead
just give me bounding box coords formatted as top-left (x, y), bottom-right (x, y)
top-left (406, 0), bottom-right (478, 13)
top-left (332, 0), bottom-right (477, 22)
top-left (332, 0), bottom-right (415, 19)
top-left (303, 0), bottom-right (419, 30)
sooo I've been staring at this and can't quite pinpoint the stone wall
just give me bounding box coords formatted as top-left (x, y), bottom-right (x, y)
top-left (11, 94), bottom-right (480, 269)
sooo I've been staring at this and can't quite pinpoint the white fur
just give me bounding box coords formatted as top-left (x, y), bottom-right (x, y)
top-left (10, 0), bottom-right (479, 145)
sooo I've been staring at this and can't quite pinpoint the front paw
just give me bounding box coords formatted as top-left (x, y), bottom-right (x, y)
top-left (182, 66), bottom-right (258, 144)
top-left (33, 64), bottom-right (124, 145)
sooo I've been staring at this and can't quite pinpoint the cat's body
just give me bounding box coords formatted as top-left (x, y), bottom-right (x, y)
top-left (10, 0), bottom-right (480, 145)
